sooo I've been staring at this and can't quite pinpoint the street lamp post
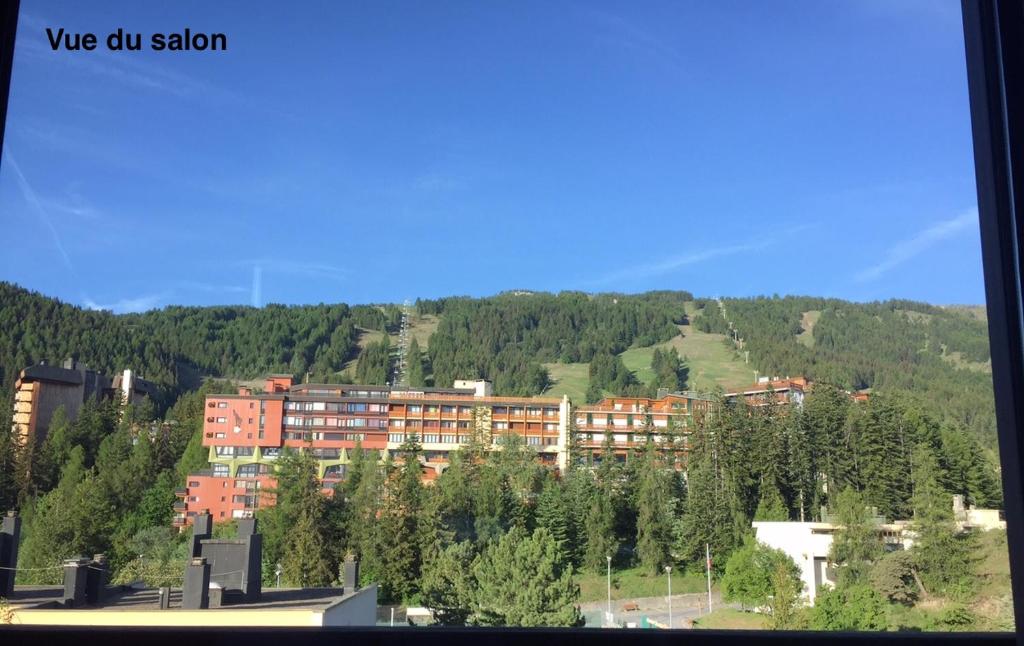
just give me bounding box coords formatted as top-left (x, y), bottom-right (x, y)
top-left (665, 565), bottom-right (672, 629)
top-left (606, 555), bottom-right (612, 624)
top-left (275, 563), bottom-right (282, 588)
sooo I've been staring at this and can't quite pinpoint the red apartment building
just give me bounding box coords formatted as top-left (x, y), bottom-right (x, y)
top-left (174, 375), bottom-right (570, 526)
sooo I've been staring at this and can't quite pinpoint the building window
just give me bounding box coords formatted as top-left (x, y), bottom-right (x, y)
top-left (527, 436), bottom-right (541, 446)
top-left (409, 405), bottom-right (422, 413)
top-left (423, 433), bottom-right (440, 443)
top-left (389, 433), bottom-right (404, 443)
top-left (493, 406), bottom-right (507, 415)
top-left (188, 481), bottom-right (199, 487)
top-left (212, 464), bottom-right (229, 477)
top-left (495, 421), bottom-right (508, 430)
top-left (442, 434), bottom-right (456, 443)
top-left (441, 405), bottom-right (455, 413)
top-left (216, 417), bottom-right (227, 423)
top-left (236, 463), bottom-right (269, 477)
top-left (215, 432), bottom-right (226, 439)
top-left (217, 402), bottom-right (228, 408)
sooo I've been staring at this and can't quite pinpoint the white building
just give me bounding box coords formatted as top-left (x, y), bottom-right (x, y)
top-left (753, 497), bottom-right (1005, 606)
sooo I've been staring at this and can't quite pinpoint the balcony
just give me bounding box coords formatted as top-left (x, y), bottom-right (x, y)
top-left (174, 487), bottom-right (188, 497)
top-left (173, 501), bottom-right (187, 511)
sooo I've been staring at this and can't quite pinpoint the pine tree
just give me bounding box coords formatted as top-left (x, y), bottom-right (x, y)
top-left (803, 384), bottom-right (854, 510)
top-left (911, 443), bottom-right (977, 597)
top-left (407, 337), bottom-right (426, 387)
top-left (634, 438), bottom-right (673, 573)
top-left (375, 437), bottom-right (425, 602)
top-left (853, 396), bottom-right (913, 520)
top-left (828, 487), bottom-right (883, 587)
top-left (420, 541), bottom-right (477, 625)
top-left (679, 405), bottom-right (734, 566)
top-left (754, 481), bottom-right (789, 521)
top-left (472, 527), bottom-right (582, 627)
top-left (267, 449), bottom-right (336, 587)
top-left (534, 474), bottom-right (571, 565)
top-left (583, 492), bottom-right (618, 572)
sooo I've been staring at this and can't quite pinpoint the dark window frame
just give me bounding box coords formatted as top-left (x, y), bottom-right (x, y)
top-left (0, 1), bottom-right (1022, 644)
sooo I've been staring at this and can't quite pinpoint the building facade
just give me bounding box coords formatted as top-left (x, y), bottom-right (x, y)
top-left (10, 359), bottom-right (156, 447)
top-left (571, 393), bottom-right (714, 465)
top-left (723, 376), bottom-right (810, 408)
top-left (174, 375), bottom-right (569, 526)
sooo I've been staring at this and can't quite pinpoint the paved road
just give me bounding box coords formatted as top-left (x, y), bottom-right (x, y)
top-left (579, 591), bottom-right (727, 628)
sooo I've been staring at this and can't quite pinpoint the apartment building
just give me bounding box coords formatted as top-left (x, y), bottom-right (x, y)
top-left (572, 392), bottom-right (714, 465)
top-left (723, 376), bottom-right (810, 408)
top-left (174, 375), bottom-right (570, 526)
top-left (10, 359), bottom-right (156, 447)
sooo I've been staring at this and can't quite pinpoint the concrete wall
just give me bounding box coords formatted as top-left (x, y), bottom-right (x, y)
top-left (752, 522), bottom-right (837, 605)
top-left (322, 584), bottom-right (378, 627)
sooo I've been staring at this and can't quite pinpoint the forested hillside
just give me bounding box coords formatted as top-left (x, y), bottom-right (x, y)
top-left (0, 282), bottom-right (999, 450)
top-left (692, 297), bottom-right (997, 448)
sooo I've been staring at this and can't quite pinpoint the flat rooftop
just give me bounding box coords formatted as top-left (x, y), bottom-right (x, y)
top-left (7, 585), bottom-right (354, 612)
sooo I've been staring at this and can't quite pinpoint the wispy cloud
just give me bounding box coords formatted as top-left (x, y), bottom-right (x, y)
top-left (83, 292), bottom-right (167, 314)
top-left (3, 149), bottom-right (74, 271)
top-left (854, 208), bottom-right (977, 283)
top-left (175, 280), bottom-right (249, 295)
top-left (589, 241), bottom-right (767, 286)
top-left (251, 266), bottom-right (263, 308)
top-left (588, 224), bottom-right (813, 287)
top-left (579, 7), bottom-right (686, 72)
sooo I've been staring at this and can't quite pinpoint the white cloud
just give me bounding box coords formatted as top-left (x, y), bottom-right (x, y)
top-left (83, 292), bottom-right (166, 314)
top-left (854, 208), bottom-right (977, 283)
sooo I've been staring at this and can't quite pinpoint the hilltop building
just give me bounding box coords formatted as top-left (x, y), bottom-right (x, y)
top-left (723, 376), bottom-right (810, 408)
top-left (174, 375), bottom-right (569, 526)
top-left (10, 359), bottom-right (156, 446)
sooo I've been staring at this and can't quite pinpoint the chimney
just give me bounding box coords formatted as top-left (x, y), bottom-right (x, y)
top-left (1, 511), bottom-right (21, 596)
top-left (239, 387), bottom-right (252, 396)
top-left (62, 557), bottom-right (91, 607)
top-left (343, 553), bottom-right (360, 592)
top-left (86, 554), bottom-right (109, 605)
top-left (241, 518), bottom-right (262, 602)
top-left (237, 517), bottom-right (258, 538)
top-left (191, 511), bottom-right (213, 557)
top-left (182, 557), bottom-right (211, 609)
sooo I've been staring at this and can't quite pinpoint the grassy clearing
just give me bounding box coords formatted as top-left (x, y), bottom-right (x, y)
top-left (543, 362), bottom-right (590, 402)
top-left (408, 313), bottom-right (440, 348)
top-left (576, 566), bottom-right (707, 602)
top-left (692, 608), bottom-right (767, 630)
top-left (548, 301), bottom-right (757, 398)
top-left (796, 310), bottom-right (821, 348)
top-left (941, 349), bottom-right (992, 374)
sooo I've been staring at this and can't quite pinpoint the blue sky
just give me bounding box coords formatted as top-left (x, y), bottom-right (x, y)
top-left (0, 1), bottom-right (983, 312)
